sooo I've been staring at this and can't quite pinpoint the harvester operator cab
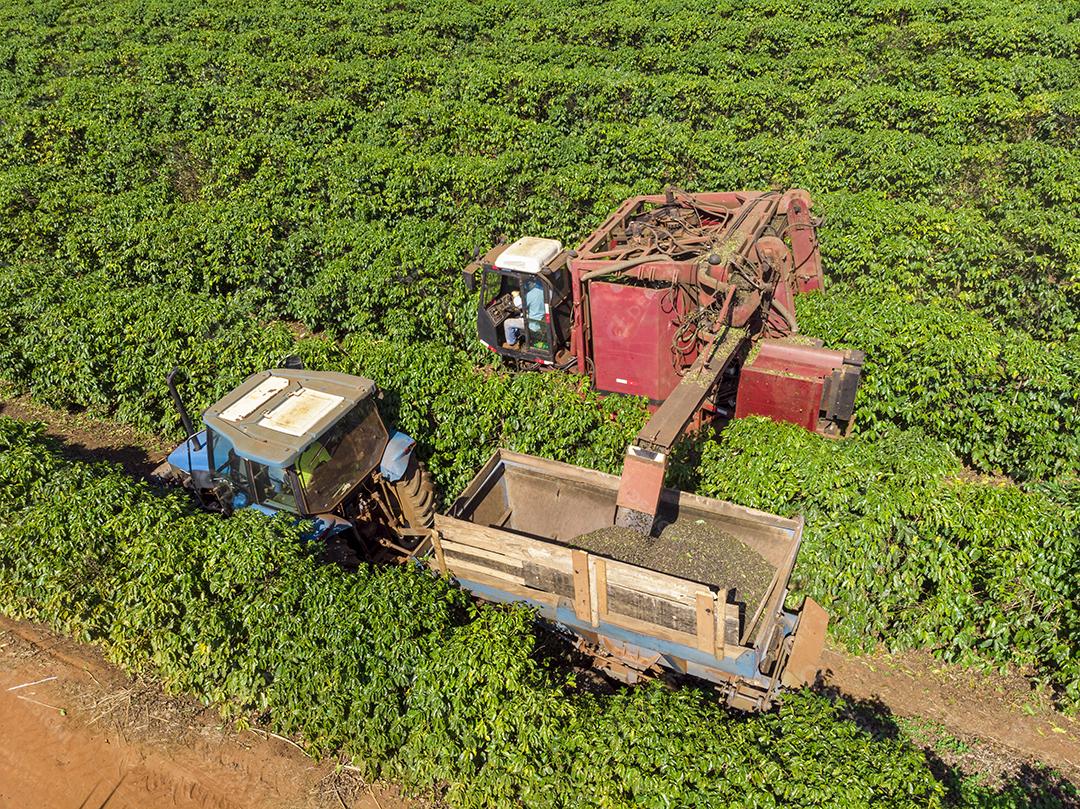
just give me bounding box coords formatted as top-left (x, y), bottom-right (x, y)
top-left (159, 368), bottom-right (428, 539)
top-left (465, 237), bottom-right (573, 366)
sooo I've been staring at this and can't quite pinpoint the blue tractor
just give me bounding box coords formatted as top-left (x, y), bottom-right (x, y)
top-left (155, 367), bottom-right (435, 555)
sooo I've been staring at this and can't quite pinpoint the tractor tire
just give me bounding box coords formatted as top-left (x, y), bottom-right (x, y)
top-left (393, 458), bottom-right (436, 531)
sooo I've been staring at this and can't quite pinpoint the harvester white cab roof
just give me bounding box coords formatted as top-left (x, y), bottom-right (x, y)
top-left (493, 236), bottom-right (563, 274)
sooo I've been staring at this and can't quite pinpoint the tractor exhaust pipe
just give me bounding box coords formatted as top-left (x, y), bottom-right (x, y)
top-left (166, 367), bottom-right (202, 450)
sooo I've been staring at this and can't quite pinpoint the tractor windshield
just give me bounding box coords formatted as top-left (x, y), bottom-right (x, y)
top-left (294, 399), bottom-right (387, 514)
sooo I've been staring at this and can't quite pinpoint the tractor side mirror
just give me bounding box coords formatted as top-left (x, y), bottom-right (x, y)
top-left (462, 265), bottom-right (478, 292)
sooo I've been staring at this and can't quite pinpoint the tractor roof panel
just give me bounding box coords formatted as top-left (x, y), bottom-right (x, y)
top-left (258, 388), bottom-right (344, 437)
top-left (494, 236), bottom-right (562, 274)
top-left (202, 369), bottom-right (377, 468)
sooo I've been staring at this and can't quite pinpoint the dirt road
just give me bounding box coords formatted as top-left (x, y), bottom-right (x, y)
top-left (821, 648), bottom-right (1079, 786)
top-left (0, 618), bottom-right (412, 809)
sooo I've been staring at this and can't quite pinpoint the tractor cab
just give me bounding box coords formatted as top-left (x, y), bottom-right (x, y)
top-left (465, 237), bottom-right (573, 367)
top-left (160, 369), bottom-right (432, 540)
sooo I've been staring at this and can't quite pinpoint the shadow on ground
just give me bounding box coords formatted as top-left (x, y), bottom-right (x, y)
top-left (0, 401), bottom-right (165, 479)
top-left (814, 681), bottom-right (1079, 808)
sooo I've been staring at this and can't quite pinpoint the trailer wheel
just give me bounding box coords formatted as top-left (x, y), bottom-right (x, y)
top-left (393, 458), bottom-right (436, 530)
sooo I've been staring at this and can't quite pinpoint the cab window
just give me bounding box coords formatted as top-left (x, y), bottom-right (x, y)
top-left (481, 270), bottom-right (519, 306)
top-left (206, 429), bottom-right (235, 475)
top-left (249, 462), bottom-right (299, 513)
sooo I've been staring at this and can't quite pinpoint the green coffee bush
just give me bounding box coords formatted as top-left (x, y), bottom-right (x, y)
top-left (697, 417), bottom-right (1080, 704)
top-left (797, 288), bottom-right (1080, 482)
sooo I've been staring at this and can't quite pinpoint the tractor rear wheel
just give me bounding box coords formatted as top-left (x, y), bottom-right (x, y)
top-left (393, 457), bottom-right (436, 530)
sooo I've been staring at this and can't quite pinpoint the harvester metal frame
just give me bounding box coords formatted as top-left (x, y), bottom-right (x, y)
top-left (467, 187), bottom-right (865, 531)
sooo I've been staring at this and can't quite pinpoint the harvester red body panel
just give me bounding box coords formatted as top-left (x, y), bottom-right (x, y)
top-left (560, 190), bottom-right (842, 414)
top-left (587, 281), bottom-right (694, 402)
top-left (736, 341), bottom-right (862, 434)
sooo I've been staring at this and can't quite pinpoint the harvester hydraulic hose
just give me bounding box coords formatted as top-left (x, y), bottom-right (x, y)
top-left (769, 298), bottom-right (797, 333)
top-left (578, 254), bottom-right (671, 282)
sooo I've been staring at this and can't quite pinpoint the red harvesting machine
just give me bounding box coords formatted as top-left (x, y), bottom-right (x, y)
top-left (464, 188), bottom-right (864, 531)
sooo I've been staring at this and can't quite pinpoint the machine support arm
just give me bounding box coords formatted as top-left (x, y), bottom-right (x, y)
top-left (614, 327), bottom-right (748, 534)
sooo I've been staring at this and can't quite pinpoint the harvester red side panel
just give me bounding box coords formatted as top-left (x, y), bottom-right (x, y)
top-left (735, 340), bottom-right (850, 433)
top-left (588, 281), bottom-right (694, 402)
top-left (736, 367), bottom-right (823, 432)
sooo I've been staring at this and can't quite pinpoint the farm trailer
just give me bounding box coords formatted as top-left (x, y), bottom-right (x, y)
top-left (432, 450), bottom-right (827, 712)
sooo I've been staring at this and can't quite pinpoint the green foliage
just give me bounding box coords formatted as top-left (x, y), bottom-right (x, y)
top-left (0, 265), bottom-right (647, 494)
top-left (335, 334), bottom-right (646, 493)
top-left (0, 0), bottom-right (1078, 798)
top-left (697, 417), bottom-right (1080, 704)
top-left (797, 288), bottom-right (1080, 481)
top-left (1, 0), bottom-right (1079, 482)
top-left (0, 265), bottom-right (296, 435)
top-left (0, 418), bottom-right (949, 807)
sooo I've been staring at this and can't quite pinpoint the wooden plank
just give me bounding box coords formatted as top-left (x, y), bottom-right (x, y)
top-left (600, 605), bottom-right (700, 650)
top-left (444, 557), bottom-right (527, 588)
top-left (715, 589), bottom-right (729, 659)
top-left (522, 562), bottom-right (573, 598)
top-left (441, 540), bottom-right (520, 569)
top-left (745, 516), bottom-right (803, 647)
top-left (740, 558), bottom-right (784, 645)
top-left (607, 586), bottom-right (698, 634)
top-left (724, 600), bottom-right (741, 646)
top-left (695, 593), bottom-right (716, 655)
top-left (523, 543), bottom-right (575, 573)
top-left (594, 557), bottom-right (608, 618)
top-left (431, 529), bottom-right (447, 577)
top-left (446, 562), bottom-right (560, 608)
top-left (443, 548), bottom-right (521, 579)
top-left (604, 558), bottom-right (714, 603)
top-left (571, 549), bottom-right (591, 623)
top-left (437, 518), bottom-right (575, 572)
top-left (587, 556), bottom-right (602, 626)
top-left (436, 517), bottom-right (531, 552)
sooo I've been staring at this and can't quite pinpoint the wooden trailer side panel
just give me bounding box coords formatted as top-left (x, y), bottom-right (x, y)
top-left (434, 515), bottom-right (737, 661)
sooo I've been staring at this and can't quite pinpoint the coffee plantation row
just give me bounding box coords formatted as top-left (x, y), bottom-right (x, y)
top-left (0, 0), bottom-right (1078, 800)
top-left (1, 267), bottom-right (1076, 709)
top-left (1, 0), bottom-right (1078, 482)
top-left (2, 418), bottom-right (1074, 808)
